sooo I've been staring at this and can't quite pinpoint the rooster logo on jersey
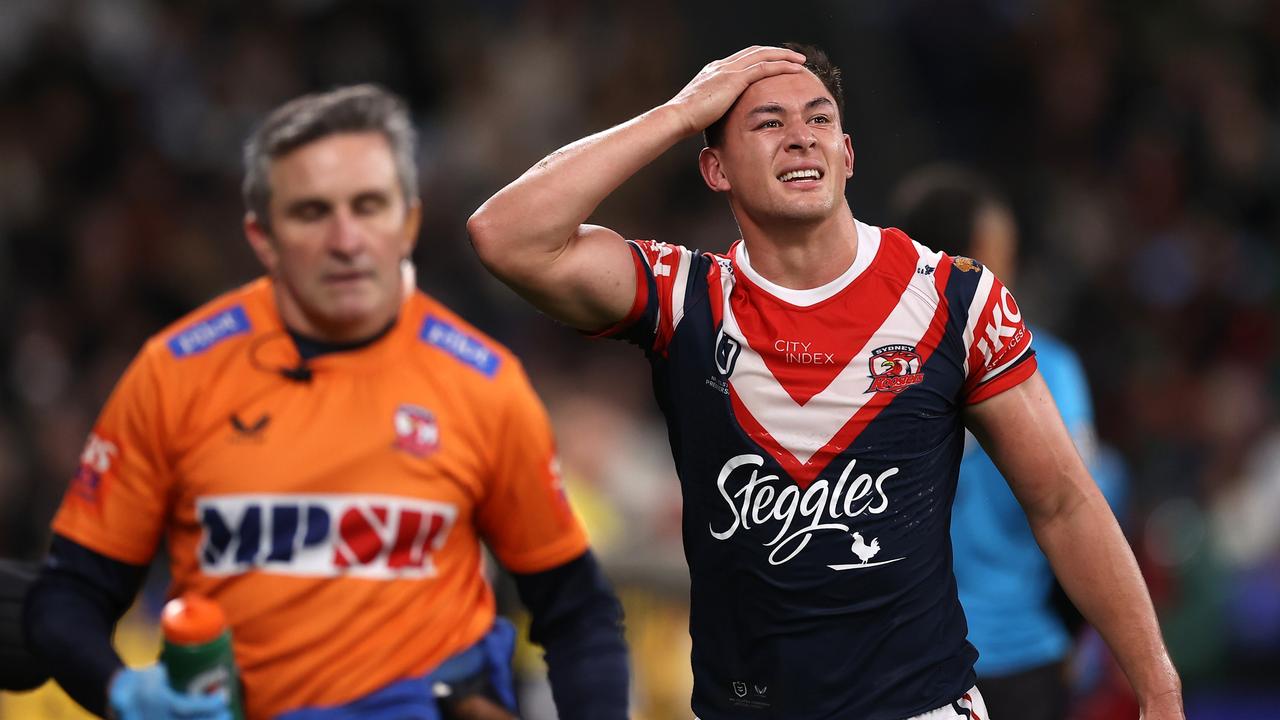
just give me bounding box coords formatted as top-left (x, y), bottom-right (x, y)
top-left (866, 345), bottom-right (925, 394)
top-left (393, 404), bottom-right (440, 457)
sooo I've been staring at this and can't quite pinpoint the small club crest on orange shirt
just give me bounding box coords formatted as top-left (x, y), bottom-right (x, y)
top-left (392, 404), bottom-right (440, 457)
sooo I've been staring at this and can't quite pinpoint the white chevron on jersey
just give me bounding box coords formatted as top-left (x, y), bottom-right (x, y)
top-left (723, 223), bottom-right (943, 468)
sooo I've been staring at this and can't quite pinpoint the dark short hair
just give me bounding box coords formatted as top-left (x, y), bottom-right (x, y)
top-left (704, 42), bottom-right (845, 148)
top-left (242, 84), bottom-right (418, 234)
top-left (888, 165), bottom-right (1006, 258)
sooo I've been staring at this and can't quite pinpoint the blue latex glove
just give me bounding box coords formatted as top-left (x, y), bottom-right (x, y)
top-left (108, 665), bottom-right (231, 720)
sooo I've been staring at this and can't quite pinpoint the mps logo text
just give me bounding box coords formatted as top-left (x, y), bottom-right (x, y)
top-left (197, 494), bottom-right (457, 579)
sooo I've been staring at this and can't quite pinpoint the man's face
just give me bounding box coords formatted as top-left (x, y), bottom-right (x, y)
top-left (971, 203), bottom-right (1018, 284)
top-left (701, 70), bottom-right (853, 226)
top-left (246, 131), bottom-right (420, 342)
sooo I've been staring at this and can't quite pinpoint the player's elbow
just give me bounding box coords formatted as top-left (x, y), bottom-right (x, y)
top-left (1022, 471), bottom-right (1094, 531)
top-left (466, 206), bottom-right (505, 272)
top-left (467, 206), bottom-right (561, 289)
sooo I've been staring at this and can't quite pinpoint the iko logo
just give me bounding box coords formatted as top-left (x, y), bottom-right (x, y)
top-left (198, 494), bottom-right (457, 579)
top-left (975, 285), bottom-right (1024, 370)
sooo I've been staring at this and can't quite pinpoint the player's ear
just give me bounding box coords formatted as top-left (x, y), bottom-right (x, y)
top-left (699, 146), bottom-right (732, 193)
top-left (843, 135), bottom-right (854, 179)
top-left (401, 199), bottom-right (422, 256)
top-left (244, 213), bottom-right (280, 274)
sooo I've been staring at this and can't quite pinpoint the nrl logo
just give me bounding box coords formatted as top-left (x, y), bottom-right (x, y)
top-left (714, 328), bottom-right (741, 376)
top-left (866, 345), bottom-right (925, 394)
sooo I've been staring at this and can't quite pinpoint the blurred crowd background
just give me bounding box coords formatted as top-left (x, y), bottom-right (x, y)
top-left (1, 0), bottom-right (1277, 718)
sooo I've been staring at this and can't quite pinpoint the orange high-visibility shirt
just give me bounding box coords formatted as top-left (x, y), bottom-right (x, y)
top-left (53, 278), bottom-right (588, 719)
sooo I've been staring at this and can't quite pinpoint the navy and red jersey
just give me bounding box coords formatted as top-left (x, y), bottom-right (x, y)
top-left (602, 221), bottom-right (1036, 720)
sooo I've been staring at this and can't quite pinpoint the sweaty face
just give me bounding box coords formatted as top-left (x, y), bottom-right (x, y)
top-left (712, 71), bottom-right (853, 226)
top-left (249, 132), bottom-right (419, 342)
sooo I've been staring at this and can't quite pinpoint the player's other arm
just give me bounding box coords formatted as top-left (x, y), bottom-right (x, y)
top-left (467, 45), bottom-right (807, 331)
top-left (512, 550), bottom-right (628, 720)
top-left (965, 373), bottom-right (1184, 720)
top-left (25, 535), bottom-right (143, 716)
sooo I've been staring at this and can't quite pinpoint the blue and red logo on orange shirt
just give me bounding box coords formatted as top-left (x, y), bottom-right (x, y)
top-left (197, 494), bottom-right (458, 579)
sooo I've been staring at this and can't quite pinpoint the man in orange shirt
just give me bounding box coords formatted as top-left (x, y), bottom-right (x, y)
top-left (24, 85), bottom-right (629, 720)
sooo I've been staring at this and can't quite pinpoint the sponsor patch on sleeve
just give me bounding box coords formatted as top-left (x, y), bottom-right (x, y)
top-left (70, 431), bottom-right (119, 509)
top-left (419, 316), bottom-right (500, 377)
top-left (167, 306), bottom-right (252, 358)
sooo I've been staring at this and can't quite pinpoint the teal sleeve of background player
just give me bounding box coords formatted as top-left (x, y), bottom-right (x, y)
top-left (1031, 329), bottom-right (1094, 431)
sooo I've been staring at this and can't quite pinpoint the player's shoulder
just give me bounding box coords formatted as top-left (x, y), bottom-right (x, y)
top-left (627, 237), bottom-right (701, 266)
top-left (406, 290), bottom-right (523, 385)
top-left (886, 225), bottom-right (997, 300)
top-left (879, 224), bottom-right (949, 267)
top-left (138, 278), bottom-right (277, 369)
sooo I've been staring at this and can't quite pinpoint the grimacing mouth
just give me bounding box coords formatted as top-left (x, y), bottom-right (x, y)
top-left (777, 168), bottom-right (824, 182)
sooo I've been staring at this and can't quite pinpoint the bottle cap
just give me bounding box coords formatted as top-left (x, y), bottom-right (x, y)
top-left (161, 593), bottom-right (227, 645)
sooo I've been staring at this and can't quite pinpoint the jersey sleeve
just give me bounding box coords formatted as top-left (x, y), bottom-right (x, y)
top-left (476, 361), bottom-right (590, 574)
top-left (51, 344), bottom-right (175, 565)
top-left (959, 264), bottom-right (1037, 404)
top-left (591, 239), bottom-right (702, 356)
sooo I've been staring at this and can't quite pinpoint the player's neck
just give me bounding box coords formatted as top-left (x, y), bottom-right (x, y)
top-left (737, 204), bottom-right (858, 290)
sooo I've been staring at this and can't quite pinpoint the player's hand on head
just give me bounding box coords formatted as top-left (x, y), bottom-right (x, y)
top-left (665, 45), bottom-right (807, 136)
top-left (109, 665), bottom-right (232, 720)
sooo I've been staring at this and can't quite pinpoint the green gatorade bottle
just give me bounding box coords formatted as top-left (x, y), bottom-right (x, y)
top-left (159, 593), bottom-right (245, 720)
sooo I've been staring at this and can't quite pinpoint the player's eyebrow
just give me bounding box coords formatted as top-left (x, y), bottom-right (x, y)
top-left (747, 102), bottom-right (786, 117)
top-left (804, 97), bottom-right (835, 113)
top-left (747, 97), bottom-right (834, 118)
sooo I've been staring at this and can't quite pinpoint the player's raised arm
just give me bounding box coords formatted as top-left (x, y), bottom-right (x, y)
top-left (964, 373), bottom-right (1185, 720)
top-left (467, 45), bottom-right (806, 331)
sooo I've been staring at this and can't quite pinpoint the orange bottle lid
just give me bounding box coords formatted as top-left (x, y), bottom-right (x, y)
top-left (160, 593), bottom-right (227, 645)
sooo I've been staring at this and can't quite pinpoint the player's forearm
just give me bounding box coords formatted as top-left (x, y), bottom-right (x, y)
top-left (1030, 489), bottom-right (1182, 712)
top-left (468, 104), bottom-right (689, 275)
top-left (26, 569), bottom-right (127, 716)
top-left (24, 536), bottom-right (148, 717)
top-left (513, 551), bottom-right (629, 719)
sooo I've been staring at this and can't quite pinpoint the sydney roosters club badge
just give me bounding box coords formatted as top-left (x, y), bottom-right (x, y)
top-left (866, 345), bottom-right (925, 394)
top-left (393, 404), bottom-right (440, 457)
